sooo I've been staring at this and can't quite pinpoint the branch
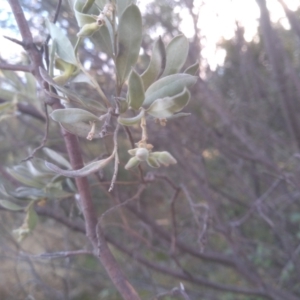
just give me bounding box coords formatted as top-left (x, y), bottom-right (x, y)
top-left (0, 62), bottom-right (32, 72)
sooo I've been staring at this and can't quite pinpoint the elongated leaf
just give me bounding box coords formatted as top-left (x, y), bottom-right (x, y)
top-left (60, 121), bottom-right (103, 139)
top-left (7, 168), bottom-right (44, 188)
top-left (162, 34), bottom-right (189, 77)
top-left (74, 0), bottom-right (96, 26)
top-left (116, 4), bottom-right (142, 86)
top-left (92, 23), bottom-right (114, 57)
top-left (118, 109), bottom-right (144, 126)
top-left (144, 74), bottom-right (197, 106)
top-left (184, 61), bottom-right (199, 76)
top-left (43, 148), bottom-right (71, 169)
top-left (45, 155), bottom-right (114, 177)
top-left (147, 88), bottom-right (190, 118)
top-left (141, 36), bottom-right (166, 90)
top-left (0, 200), bottom-right (23, 211)
top-left (46, 21), bottom-right (77, 65)
top-left (50, 108), bottom-right (99, 123)
top-left (128, 69), bottom-right (145, 110)
top-left (116, 0), bottom-right (136, 19)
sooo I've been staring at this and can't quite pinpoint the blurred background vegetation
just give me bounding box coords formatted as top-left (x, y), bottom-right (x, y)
top-left (1, 0), bottom-right (300, 299)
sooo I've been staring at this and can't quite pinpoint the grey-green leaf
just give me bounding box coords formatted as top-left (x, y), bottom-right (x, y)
top-left (184, 61), bottom-right (199, 76)
top-left (50, 108), bottom-right (99, 123)
top-left (161, 34), bottom-right (189, 77)
top-left (46, 21), bottom-right (77, 65)
top-left (45, 155), bottom-right (114, 178)
top-left (128, 69), bottom-right (145, 110)
top-left (141, 36), bottom-right (166, 90)
top-left (116, 4), bottom-right (142, 86)
top-left (144, 73), bottom-right (197, 106)
top-left (146, 88), bottom-right (190, 118)
top-left (116, 0), bottom-right (137, 19)
top-left (7, 168), bottom-right (44, 188)
top-left (0, 200), bottom-right (23, 211)
top-left (43, 148), bottom-right (71, 169)
top-left (60, 121), bottom-right (103, 139)
top-left (118, 109), bottom-right (144, 126)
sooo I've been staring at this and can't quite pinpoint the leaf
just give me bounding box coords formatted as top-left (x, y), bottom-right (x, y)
top-left (124, 157), bottom-right (140, 170)
top-left (128, 69), bottom-right (145, 110)
top-left (45, 155), bottom-right (114, 178)
top-left (46, 21), bottom-right (77, 65)
top-left (143, 74), bottom-right (197, 106)
top-left (0, 200), bottom-right (23, 211)
top-left (7, 168), bottom-right (44, 188)
top-left (184, 61), bottom-right (199, 76)
top-left (116, 0), bottom-right (137, 19)
top-left (73, 0), bottom-right (96, 26)
top-left (60, 121), bottom-right (103, 139)
top-left (161, 34), bottom-right (189, 77)
top-left (118, 109), bottom-right (144, 126)
top-left (92, 23), bottom-right (114, 57)
top-left (50, 108), bottom-right (99, 123)
top-left (116, 4), bottom-right (142, 86)
top-left (141, 36), bottom-right (166, 90)
top-left (43, 148), bottom-right (71, 169)
top-left (146, 88), bottom-right (190, 118)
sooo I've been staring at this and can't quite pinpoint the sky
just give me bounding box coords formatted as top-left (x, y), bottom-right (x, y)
top-left (1, 0), bottom-right (300, 70)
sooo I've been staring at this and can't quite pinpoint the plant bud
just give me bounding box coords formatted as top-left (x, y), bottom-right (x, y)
top-left (77, 22), bottom-right (100, 37)
top-left (135, 148), bottom-right (149, 161)
top-left (147, 155), bottom-right (160, 168)
top-left (125, 157), bottom-right (140, 170)
top-left (152, 151), bottom-right (177, 166)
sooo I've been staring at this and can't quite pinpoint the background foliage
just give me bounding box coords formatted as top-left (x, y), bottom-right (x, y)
top-left (1, 0), bottom-right (300, 300)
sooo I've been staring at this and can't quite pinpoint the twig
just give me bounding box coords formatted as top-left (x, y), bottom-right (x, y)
top-left (3, 35), bottom-right (25, 47)
top-left (109, 123), bottom-right (120, 192)
top-left (20, 249), bottom-right (93, 259)
top-left (0, 62), bottom-right (32, 72)
top-left (21, 103), bottom-right (50, 162)
top-left (170, 188), bottom-right (181, 254)
top-left (100, 185), bottom-right (145, 224)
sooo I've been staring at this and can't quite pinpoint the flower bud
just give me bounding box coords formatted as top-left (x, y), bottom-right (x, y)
top-left (135, 148), bottom-right (149, 161)
top-left (77, 22), bottom-right (100, 37)
top-left (125, 157), bottom-right (140, 170)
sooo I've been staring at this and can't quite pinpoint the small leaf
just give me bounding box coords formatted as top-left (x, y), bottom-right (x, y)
top-left (45, 155), bottom-right (114, 178)
top-left (60, 121), bottom-right (103, 139)
top-left (141, 36), bottom-right (166, 90)
top-left (92, 23), bottom-right (114, 57)
top-left (146, 88), bottom-right (190, 118)
top-left (77, 22), bottom-right (100, 37)
top-left (128, 69), bottom-right (145, 110)
top-left (0, 200), bottom-right (23, 211)
top-left (124, 157), bottom-right (140, 170)
top-left (73, 0), bottom-right (96, 26)
top-left (118, 109), bottom-right (144, 126)
top-left (50, 108), bottom-right (99, 123)
top-left (161, 34), bottom-right (189, 77)
top-left (43, 148), bottom-right (71, 169)
top-left (143, 74), bottom-right (197, 106)
top-left (151, 151), bottom-right (177, 166)
top-left (7, 168), bottom-right (44, 188)
top-left (184, 61), bottom-right (199, 76)
top-left (146, 155), bottom-right (160, 168)
top-left (46, 21), bottom-right (77, 65)
top-left (116, 4), bottom-right (142, 86)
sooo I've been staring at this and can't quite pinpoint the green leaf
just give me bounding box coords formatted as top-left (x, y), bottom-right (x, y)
top-left (116, 4), bottom-right (142, 86)
top-left (73, 0), bottom-right (96, 26)
top-left (146, 156), bottom-right (160, 168)
top-left (0, 200), bottom-right (23, 211)
top-left (50, 108), bottom-right (99, 123)
top-left (141, 36), bottom-right (166, 90)
top-left (118, 109), bottom-right (144, 126)
top-left (116, 0), bottom-right (137, 19)
top-left (46, 21), bottom-right (77, 65)
top-left (144, 74), bottom-right (197, 106)
top-left (151, 151), bottom-right (177, 166)
top-left (7, 168), bottom-right (44, 188)
top-left (124, 157), bottom-right (140, 170)
top-left (60, 121), bottom-right (103, 139)
top-left (146, 88), bottom-right (190, 118)
top-left (92, 23), bottom-right (114, 57)
top-left (184, 61), bottom-right (199, 76)
top-left (45, 155), bottom-right (114, 178)
top-left (43, 148), bottom-right (71, 169)
top-left (128, 69), bottom-right (145, 110)
top-left (162, 34), bottom-right (189, 77)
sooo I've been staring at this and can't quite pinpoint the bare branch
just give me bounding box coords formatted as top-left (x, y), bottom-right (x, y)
top-left (0, 62), bottom-right (32, 72)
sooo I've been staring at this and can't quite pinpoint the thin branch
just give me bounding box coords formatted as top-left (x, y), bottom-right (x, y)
top-left (21, 103), bottom-right (50, 162)
top-left (0, 62), bottom-right (32, 72)
top-left (109, 123), bottom-right (120, 192)
top-left (20, 249), bottom-right (93, 259)
top-left (3, 35), bottom-right (25, 46)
